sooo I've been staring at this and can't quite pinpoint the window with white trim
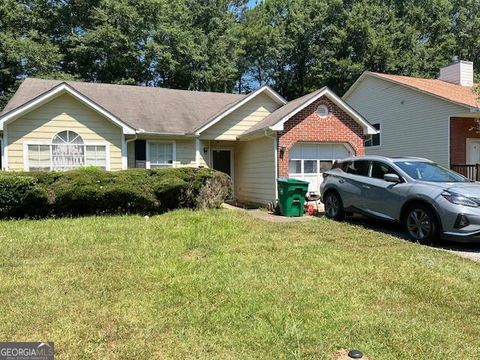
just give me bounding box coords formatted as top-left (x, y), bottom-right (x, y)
top-left (316, 104), bottom-right (329, 118)
top-left (288, 159), bottom-right (333, 175)
top-left (364, 123), bottom-right (380, 147)
top-left (149, 142), bottom-right (174, 168)
top-left (52, 130), bottom-right (85, 170)
top-left (85, 145), bottom-right (107, 168)
top-left (26, 130), bottom-right (108, 171)
top-left (28, 145), bottom-right (51, 171)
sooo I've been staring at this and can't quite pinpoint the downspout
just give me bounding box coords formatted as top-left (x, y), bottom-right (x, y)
top-left (195, 137), bottom-right (201, 168)
top-left (264, 129), bottom-right (279, 201)
top-left (125, 132), bottom-right (138, 169)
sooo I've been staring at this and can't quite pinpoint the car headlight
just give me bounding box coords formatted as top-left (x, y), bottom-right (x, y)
top-left (441, 191), bottom-right (479, 207)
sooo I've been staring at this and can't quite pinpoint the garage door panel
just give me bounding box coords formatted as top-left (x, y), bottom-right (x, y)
top-left (288, 143), bottom-right (352, 193)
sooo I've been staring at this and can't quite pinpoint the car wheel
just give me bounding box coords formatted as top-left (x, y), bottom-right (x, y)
top-left (324, 191), bottom-right (345, 221)
top-left (404, 204), bottom-right (439, 244)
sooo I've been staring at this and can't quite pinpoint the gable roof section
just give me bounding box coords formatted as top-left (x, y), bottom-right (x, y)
top-left (240, 87), bottom-right (378, 138)
top-left (194, 85), bottom-right (287, 135)
top-left (344, 71), bottom-right (479, 109)
top-left (0, 78), bottom-right (246, 134)
top-left (0, 81), bottom-right (136, 134)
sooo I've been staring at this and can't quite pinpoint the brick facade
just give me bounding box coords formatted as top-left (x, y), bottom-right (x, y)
top-left (450, 117), bottom-right (480, 164)
top-left (277, 96), bottom-right (365, 177)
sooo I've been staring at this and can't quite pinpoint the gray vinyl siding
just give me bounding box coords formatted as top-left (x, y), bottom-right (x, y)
top-left (344, 76), bottom-right (468, 167)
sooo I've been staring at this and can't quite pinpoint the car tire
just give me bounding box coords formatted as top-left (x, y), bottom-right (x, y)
top-left (404, 204), bottom-right (439, 245)
top-left (324, 191), bottom-right (345, 221)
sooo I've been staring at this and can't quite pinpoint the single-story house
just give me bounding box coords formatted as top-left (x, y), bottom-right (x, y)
top-left (0, 78), bottom-right (376, 205)
top-left (344, 59), bottom-right (480, 177)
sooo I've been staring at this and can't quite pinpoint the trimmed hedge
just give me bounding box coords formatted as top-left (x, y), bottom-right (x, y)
top-left (0, 167), bottom-right (231, 218)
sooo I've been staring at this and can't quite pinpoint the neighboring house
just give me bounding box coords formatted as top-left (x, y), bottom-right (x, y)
top-left (0, 78), bottom-right (376, 205)
top-left (344, 60), bottom-right (480, 175)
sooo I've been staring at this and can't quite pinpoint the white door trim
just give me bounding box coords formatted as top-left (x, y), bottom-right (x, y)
top-left (466, 138), bottom-right (480, 164)
top-left (211, 147), bottom-right (234, 192)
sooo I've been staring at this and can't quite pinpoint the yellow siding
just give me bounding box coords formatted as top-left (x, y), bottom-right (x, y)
top-left (7, 93), bottom-right (123, 171)
top-left (201, 93), bottom-right (281, 140)
top-left (171, 139), bottom-right (208, 167)
top-left (235, 136), bottom-right (276, 205)
top-left (173, 139), bottom-right (208, 167)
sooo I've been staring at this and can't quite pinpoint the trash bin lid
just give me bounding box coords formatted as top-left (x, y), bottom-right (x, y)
top-left (277, 177), bottom-right (309, 185)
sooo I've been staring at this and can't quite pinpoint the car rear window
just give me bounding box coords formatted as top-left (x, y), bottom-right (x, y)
top-left (346, 160), bottom-right (370, 176)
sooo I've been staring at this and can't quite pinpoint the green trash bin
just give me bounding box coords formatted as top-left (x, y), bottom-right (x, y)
top-left (277, 178), bottom-right (309, 217)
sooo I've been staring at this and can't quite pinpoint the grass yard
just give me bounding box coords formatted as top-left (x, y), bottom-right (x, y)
top-left (1, 210), bottom-right (480, 359)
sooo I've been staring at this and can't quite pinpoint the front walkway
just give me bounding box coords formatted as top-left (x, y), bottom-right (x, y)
top-left (221, 202), bottom-right (323, 223)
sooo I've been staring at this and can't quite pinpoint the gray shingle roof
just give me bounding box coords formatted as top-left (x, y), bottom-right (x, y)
top-left (1, 78), bottom-right (247, 134)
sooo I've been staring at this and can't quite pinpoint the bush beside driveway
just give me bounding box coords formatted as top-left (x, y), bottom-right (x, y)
top-left (0, 210), bottom-right (479, 359)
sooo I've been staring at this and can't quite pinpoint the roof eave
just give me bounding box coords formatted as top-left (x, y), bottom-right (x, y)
top-left (0, 82), bottom-right (136, 134)
top-left (351, 72), bottom-right (475, 110)
top-left (194, 85), bottom-right (287, 135)
top-left (270, 87), bottom-right (377, 135)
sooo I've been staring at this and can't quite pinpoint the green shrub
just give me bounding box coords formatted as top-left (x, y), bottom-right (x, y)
top-left (196, 172), bottom-right (231, 209)
top-left (0, 175), bottom-right (50, 218)
top-left (0, 167), bottom-right (231, 219)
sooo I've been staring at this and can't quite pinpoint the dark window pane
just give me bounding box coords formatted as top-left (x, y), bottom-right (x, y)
top-left (304, 160), bottom-right (317, 173)
top-left (135, 140), bottom-right (146, 161)
top-left (320, 161), bottom-right (333, 172)
top-left (288, 160), bottom-right (301, 174)
top-left (365, 123), bottom-right (380, 147)
top-left (346, 160), bottom-right (370, 176)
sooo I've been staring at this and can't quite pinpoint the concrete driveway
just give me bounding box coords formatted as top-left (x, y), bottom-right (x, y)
top-left (347, 214), bottom-right (480, 263)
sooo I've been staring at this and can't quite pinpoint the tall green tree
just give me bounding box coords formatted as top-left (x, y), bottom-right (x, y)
top-left (1, 0), bottom-right (480, 110)
top-left (0, 0), bottom-right (66, 109)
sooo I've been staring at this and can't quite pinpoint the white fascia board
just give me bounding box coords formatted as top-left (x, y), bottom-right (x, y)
top-left (270, 87), bottom-right (378, 135)
top-left (195, 86), bottom-right (287, 135)
top-left (0, 83), bottom-right (136, 134)
top-left (342, 71), bottom-right (369, 100)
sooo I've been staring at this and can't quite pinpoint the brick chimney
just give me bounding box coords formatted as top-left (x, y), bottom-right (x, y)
top-left (439, 57), bottom-right (474, 86)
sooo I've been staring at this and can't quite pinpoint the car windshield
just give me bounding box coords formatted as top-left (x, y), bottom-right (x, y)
top-left (394, 161), bottom-right (467, 182)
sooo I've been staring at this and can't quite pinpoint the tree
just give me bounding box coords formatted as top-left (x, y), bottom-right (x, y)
top-left (0, 0), bottom-right (65, 109)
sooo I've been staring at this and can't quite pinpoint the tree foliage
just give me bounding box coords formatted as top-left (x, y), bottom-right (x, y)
top-left (0, 0), bottom-right (479, 107)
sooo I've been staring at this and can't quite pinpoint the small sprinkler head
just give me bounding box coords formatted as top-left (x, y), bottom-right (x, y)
top-left (348, 349), bottom-right (363, 359)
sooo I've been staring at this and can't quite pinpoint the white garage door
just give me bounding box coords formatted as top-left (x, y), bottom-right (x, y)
top-left (288, 143), bottom-right (352, 193)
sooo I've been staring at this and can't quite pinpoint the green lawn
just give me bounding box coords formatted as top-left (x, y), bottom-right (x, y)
top-left (1, 210), bottom-right (479, 359)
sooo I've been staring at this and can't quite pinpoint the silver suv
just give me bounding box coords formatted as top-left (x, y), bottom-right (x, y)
top-left (320, 155), bottom-right (480, 244)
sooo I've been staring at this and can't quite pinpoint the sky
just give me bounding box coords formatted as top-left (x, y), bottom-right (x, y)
top-left (247, 0), bottom-right (259, 8)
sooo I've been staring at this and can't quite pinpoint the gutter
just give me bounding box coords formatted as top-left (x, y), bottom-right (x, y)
top-left (135, 129), bottom-right (196, 137)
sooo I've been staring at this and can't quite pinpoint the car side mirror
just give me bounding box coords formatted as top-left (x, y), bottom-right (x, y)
top-left (384, 173), bottom-right (401, 183)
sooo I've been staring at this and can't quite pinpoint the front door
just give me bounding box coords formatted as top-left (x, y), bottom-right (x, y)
top-left (212, 149), bottom-right (232, 176)
top-left (467, 140), bottom-right (480, 164)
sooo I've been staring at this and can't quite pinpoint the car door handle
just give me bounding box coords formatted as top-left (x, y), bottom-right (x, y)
top-left (338, 179), bottom-right (345, 183)
top-left (362, 185), bottom-right (371, 189)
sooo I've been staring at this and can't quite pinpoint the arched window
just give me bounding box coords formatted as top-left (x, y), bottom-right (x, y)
top-left (52, 131), bottom-right (85, 170)
top-left (26, 130), bottom-right (108, 171)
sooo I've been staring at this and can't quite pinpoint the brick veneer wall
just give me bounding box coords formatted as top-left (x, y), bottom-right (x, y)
top-left (450, 117), bottom-right (480, 164)
top-left (277, 96), bottom-right (365, 177)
